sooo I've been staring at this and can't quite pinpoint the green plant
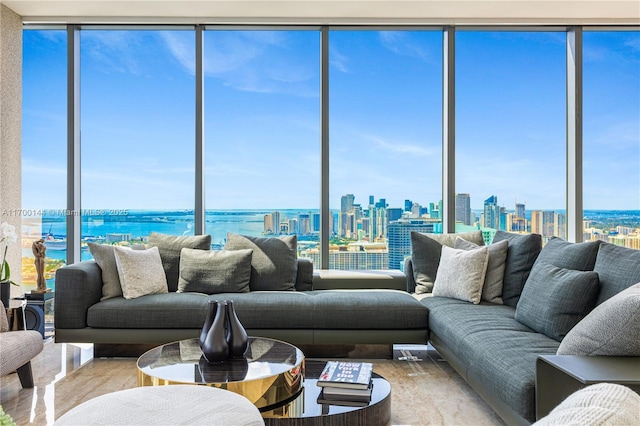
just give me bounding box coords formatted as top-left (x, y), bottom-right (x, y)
top-left (0, 405), bottom-right (16, 426)
top-left (0, 222), bottom-right (18, 285)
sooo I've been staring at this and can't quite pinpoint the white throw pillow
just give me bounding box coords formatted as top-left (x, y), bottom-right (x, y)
top-left (114, 246), bottom-right (168, 299)
top-left (432, 245), bottom-right (489, 304)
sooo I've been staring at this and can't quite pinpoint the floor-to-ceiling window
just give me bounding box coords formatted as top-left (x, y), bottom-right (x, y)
top-left (583, 30), bottom-right (640, 249)
top-left (203, 29), bottom-right (321, 257)
top-left (22, 29), bottom-right (67, 292)
top-left (456, 31), bottom-right (567, 243)
top-left (80, 29), bottom-right (196, 254)
top-left (21, 25), bottom-right (640, 277)
top-left (329, 30), bottom-right (442, 269)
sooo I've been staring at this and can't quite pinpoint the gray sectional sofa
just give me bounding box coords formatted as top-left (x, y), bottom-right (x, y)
top-left (54, 231), bottom-right (640, 425)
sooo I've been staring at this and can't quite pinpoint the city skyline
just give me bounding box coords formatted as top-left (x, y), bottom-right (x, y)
top-left (21, 29), bottom-right (639, 211)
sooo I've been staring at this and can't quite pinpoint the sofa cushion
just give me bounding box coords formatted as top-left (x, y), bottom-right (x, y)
top-left (147, 233), bottom-right (212, 292)
top-left (88, 292), bottom-right (210, 328)
top-left (534, 237), bottom-right (601, 271)
top-left (113, 246), bottom-right (168, 299)
top-left (87, 289), bottom-right (427, 331)
top-left (308, 290), bottom-right (428, 329)
top-left (422, 296), bottom-right (559, 423)
top-left (514, 262), bottom-right (599, 341)
top-left (492, 231), bottom-right (542, 307)
top-left (557, 282), bottom-right (640, 356)
top-left (455, 237), bottom-right (508, 304)
top-left (411, 231), bottom-right (484, 294)
top-left (225, 233), bottom-right (297, 292)
top-left (177, 248), bottom-right (253, 294)
top-left (593, 242), bottom-right (640, 305)
top-left (432, 245), bottom-right (489, 304)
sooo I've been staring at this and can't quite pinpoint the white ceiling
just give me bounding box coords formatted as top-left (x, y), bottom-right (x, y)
top-left (3, 0), bottom-right (639, 25)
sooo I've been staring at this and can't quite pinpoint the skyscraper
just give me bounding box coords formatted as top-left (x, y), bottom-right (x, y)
top-left (455, 193), bottom-right (472, 225)
top-left (512, 203), bottom-right (526, 232)
top-left (543, 211), bottom-right (555, 238)
top-left (388, 219), bottom-right (436, 270)
top-left (530, 210), bottom-right (543, 235)
top-left (554, 213), bottom-right (566, 240)
top-left (484, 196), bottom-right (500, 229)
top-left (341, 194), bottom-right (355, 215)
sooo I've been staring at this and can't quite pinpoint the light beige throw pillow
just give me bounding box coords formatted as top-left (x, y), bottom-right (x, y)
top-left (455, 237), bottom-right (508, 304)
top-left (432, 245), bottom-right (489, 304)
top-left (114, 246), bottom-right (168, 299)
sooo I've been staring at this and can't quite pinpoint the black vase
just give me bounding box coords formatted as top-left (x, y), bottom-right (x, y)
top-left (201, 300), bottom-right (229, 363)
top-left (199, 300), bottom-right (217, 349)
top-left (225, 300), bottom-right (249, 358)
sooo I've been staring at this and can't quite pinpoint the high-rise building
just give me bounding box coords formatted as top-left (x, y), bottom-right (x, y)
top-left (341, 194), bottom-right (355, 214)
top-left (554, 213), bottom-right (566, 240)
top-left (543, 211), bottom-right (555, 238)
top-left (530, 210), bottom-right (543, 235)
top-left (484, 196), bottom-right (500, 229)
top-left (404, 200), bottom-right (412, 212)
top-left (512, 203), bottom-right (526, 232)
top-left (387, 208), bottom-right (403, 222)
top-left (455, 193), bottom-right (472, 225)
top-left (387, 219), bottom-right (436, 270)
top-left (298, 214), bottom-right (310, 235)
top-left (311, 213), bottom-right (320, 233)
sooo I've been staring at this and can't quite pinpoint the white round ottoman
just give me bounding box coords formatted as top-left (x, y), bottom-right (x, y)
top-left (54, 385), bottom-right (265, 426)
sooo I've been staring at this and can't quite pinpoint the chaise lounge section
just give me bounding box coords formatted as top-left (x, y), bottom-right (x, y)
top-left (54, 255), bottom-right (429, 349)
top-left (407, 231), bottom-right (640, 425)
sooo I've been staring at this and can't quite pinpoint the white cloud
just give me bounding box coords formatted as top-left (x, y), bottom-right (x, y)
top-left (378, 31), bottom-right (429, 61)
top-left (358, 133), bottom-right (434, 157)
top-left (330, 47), bottom-right (350, 73)
top-left (160, 32), bottom-right (195, 75)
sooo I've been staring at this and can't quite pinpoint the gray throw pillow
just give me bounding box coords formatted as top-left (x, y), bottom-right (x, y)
top-left (514, 262), bottom-right (599, 341)
top-left (492, 231), bottom-right (542, 307)
top-left (147, 232), bottom-right (212, 292)
top-left (432, 245), bottom-right (489, 304)
top-left (411, 231), bottom-right (484, 294)
top-left (89, 242), bottom-right (124, 301)
top-left (455, 237), bottom-right (508, 304)
top-left (177, 248), bottom-right (253, 294)
top-left (535, 237), bottom-right (601, 271)
top-left (557, 282), bottom-right (640, 356)
top-left (113, 246), bottom-right (168, 299)
top-left (592, 242), bottom-right (640, 306)
top-left (225, 233), bottom-right (298, 291)
top-left (89, 242), bottom-right (145, 301)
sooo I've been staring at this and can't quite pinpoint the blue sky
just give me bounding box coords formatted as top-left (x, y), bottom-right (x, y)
top-left (22, 28), bottom-right (639, 212)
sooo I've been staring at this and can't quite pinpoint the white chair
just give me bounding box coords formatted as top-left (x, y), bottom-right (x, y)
top-left (0, 301), bottom-right (44, 388)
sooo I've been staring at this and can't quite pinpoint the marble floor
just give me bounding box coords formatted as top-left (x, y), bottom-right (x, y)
top-left (0, 339), bottom-right (505, 425)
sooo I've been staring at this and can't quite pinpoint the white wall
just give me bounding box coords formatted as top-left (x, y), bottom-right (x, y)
top-left (0, 3), bottom-right (23, 288)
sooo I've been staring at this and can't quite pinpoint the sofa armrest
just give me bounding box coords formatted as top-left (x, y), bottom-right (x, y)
top-left (295, 257), bottom-right (314, 291)
top-left (312, 269), bottom-right (406, 291)
top-left (54, 260), bottom-right (103, 329)
top-left (535, 355), bottom-right (640, 420)
top-left (404, 257), bottom-right (416, 293)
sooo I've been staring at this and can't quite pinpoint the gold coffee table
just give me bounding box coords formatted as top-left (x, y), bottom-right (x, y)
top-left (137, 337), bottom-right (304, 410)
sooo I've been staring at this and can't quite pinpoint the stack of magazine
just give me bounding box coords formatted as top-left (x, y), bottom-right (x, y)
top-left (316, 361), bottom-right (373, 406)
